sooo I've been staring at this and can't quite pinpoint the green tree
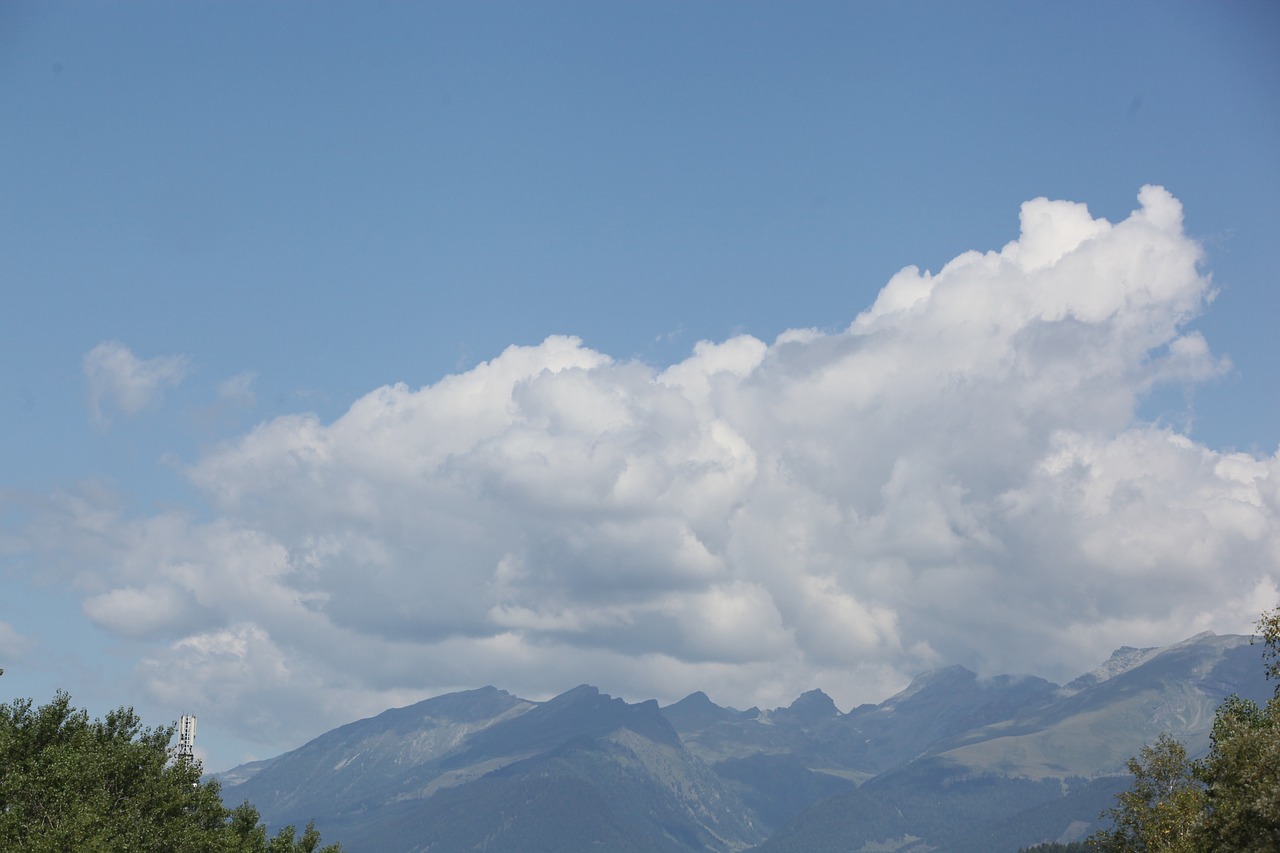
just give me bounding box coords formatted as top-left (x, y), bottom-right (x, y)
top-left (1090, 607), bottom-right (1280, 852)
top-left (1193, 608), bottom-right (1280, 852)
top-left (1258, 607), bottom-right (1280, 683)
top-left (1090, 733), bottom-right (1205, 852)
top-left (225, 800), bottom-right (336, 853)
top-left (0, 671), bottom-right (342, 853)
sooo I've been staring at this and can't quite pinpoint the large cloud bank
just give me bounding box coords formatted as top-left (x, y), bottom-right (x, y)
top-left (56, 187), bottom-right (1280, 747)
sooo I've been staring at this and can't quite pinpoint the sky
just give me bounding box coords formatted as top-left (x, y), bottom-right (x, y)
top-left (2, 1), bottom-right (1279, 772)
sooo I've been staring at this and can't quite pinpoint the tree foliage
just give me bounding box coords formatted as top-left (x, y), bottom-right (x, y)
top-left (1090, 607), bottom-right (1280, 852)
top-left (0, 671), bottom-right (342, 853)
top-left (1091, 734), bottom-right (1205, 852)
top-left (1258, 606), bottom-right (1280, 684)
top-left (1195, 692), bottom-right (1280, 851)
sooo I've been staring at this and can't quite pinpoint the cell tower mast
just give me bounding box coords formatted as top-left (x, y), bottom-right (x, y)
top-left (178, 714), bottom-right (197, 762)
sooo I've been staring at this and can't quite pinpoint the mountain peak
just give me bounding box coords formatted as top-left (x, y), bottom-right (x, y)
top-left (774, 688), bottom-right (840, 723)
top-left (662, 691), bottom-right (756, 734)
top-left (679, 690), bottom-right (713, 704)
top-left (1064, 644), bottom-right (1160, 692)
top-left (889, 664), bottom-right (977, 704)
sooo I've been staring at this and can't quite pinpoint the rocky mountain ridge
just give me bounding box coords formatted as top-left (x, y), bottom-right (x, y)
top-left (216, 630), bottom-right (1272, 853)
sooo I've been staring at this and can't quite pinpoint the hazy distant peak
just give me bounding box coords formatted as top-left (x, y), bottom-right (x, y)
top-left (790, 688), bottom-right (837, 707)
top-left (661, 690), bottom-right (750, 733)
top-left (354, 684), bottom-right (531, 735)
top-left (891, 664), bottom-right (978, 703)
top-left (666, 690), bottom-right (715, 708)
top-left (555, 684), bottom-right (602, 699)
top-left (776, 689), bottom-right (840, 722)
top-left (1100, 644), bottom-right (1160, 672)
top-left (1069, 644), bottom-right (1160, 691)
top-left (536, 684), bottom-right (612, 711)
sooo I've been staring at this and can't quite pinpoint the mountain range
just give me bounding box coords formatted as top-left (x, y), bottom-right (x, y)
top-left (215, 631), bottom-right (1273, 852)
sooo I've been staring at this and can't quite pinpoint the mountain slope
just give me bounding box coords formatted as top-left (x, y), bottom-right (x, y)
top-left (662, 691), bottom-right (758, 734)
top-left (214, 631), bottom-right (1271, 853)
top-left (221, 685), bottom-right (767, 852)
top-left (749, 632), bottom-right (1271, 853)
top-left (218, 686), bottom-right (535, 822)
top-left (669, 667), bottom-right (1061, 778)
top-left (349, 728), bottom-right (765, 853)
top-left (936, 631), bottom-right (1274, 778)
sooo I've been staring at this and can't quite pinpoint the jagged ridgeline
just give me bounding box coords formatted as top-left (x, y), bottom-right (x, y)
top-left (215, 631), bottom-right (1272, 853)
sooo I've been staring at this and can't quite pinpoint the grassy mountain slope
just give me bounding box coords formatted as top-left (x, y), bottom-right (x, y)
top-left (936, 632), bottom-right (1273, 778)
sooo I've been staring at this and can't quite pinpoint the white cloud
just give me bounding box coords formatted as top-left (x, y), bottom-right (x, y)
top-left (0, 621), bottom-right (33, 662)
top-left (28, 188), bottom-right (1280, 758)
top-left (217, 370), bottom-right (257, 407)
top-left (83, 341), bottom-right (188, 426)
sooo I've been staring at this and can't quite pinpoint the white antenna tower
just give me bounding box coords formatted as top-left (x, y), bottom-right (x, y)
top-left (178, 714), bottom-right (197, 762)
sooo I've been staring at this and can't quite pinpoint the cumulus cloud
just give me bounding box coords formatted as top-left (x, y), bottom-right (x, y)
top-left (83, 341), bottom-right (188, 426)
top-left (32, 188), bottom-right (1279, 755)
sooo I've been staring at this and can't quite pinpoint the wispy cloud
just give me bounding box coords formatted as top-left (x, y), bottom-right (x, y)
top-left (0, 621), bottom-right (33, 661)
top-left (83, 341), bottom-right (188, 427)
top-left (217, 371), bottom-right (258, 408)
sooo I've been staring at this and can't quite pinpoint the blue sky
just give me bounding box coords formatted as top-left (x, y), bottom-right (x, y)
top-left (2, 1), bottom-right (1278, 771)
